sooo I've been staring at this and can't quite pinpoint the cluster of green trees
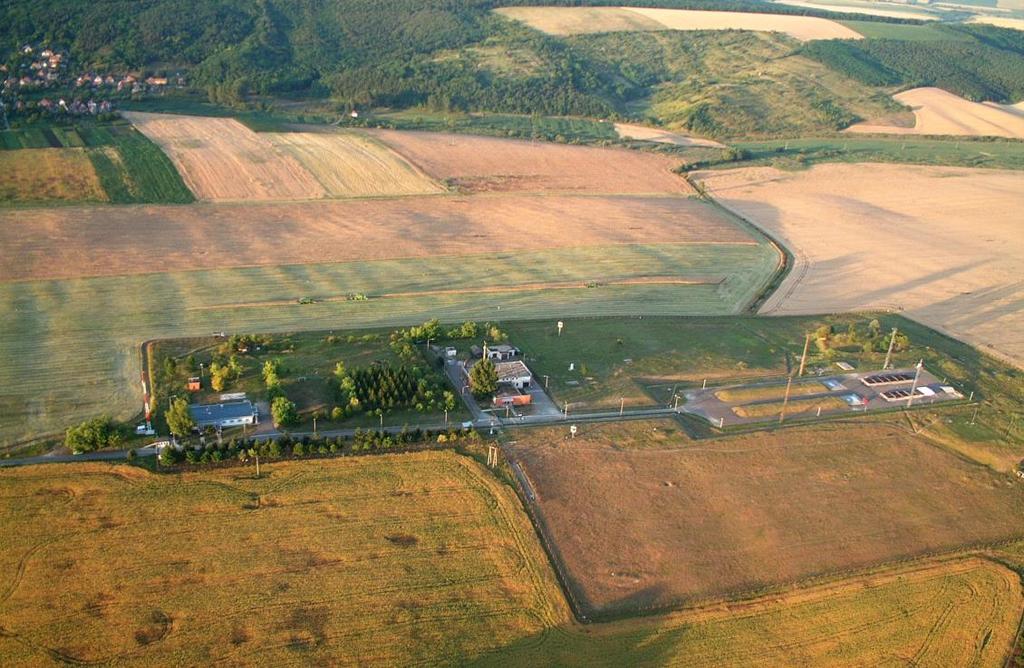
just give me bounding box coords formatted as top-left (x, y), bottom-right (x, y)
top-left (469, 358), bottom-right (499, 398)
top-left (803, 26), bottom-right (1024, 102)
top-left (335, 362), bottom-right (455, 416)
top-left (815, 319), bottom-right (910, 355)
top-left (64, 416), bottom-right (129, 453)
top-left (157, 427), bottom-right (478, 466)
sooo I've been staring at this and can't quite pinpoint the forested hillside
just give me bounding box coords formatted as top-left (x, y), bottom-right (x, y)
top-left (802, 24), bottom-right (1024, 102)
top-left (3, 1), bottom-right (1024, 136)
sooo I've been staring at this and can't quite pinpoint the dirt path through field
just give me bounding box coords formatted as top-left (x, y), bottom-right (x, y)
top-left (693, 163), bottom-right (1024, 367)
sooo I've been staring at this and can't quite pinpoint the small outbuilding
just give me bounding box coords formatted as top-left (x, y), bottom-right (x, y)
top-left (186, 376), bottom-right (201, 392)
top-left (188, 400), bottom-right (258, 429)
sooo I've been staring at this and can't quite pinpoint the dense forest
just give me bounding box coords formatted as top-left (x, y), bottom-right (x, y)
top-left (802, 25), bottom-right (1024, 102)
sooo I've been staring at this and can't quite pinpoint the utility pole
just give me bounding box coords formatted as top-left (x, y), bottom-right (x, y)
top-left (620, 397), bottom-right (624, 417)
top-left (778, 376), bottom-right (794, 425)
top-left (563, 401), bottom-right (569, 419)
top-left (313, 416), bottom-right (317, 436)
top-left (444, 409), bottom-right (448, 427)
top-left (798, 333), bottom-right (811, 377)
top-left (673, 394), bottom-right (680, 411)
top-left (254, 452), bottom-right (260, 479)
top-left (883, 328), bottom-right (898, 370)
top-left (906, 360), bottom-right (923, 408)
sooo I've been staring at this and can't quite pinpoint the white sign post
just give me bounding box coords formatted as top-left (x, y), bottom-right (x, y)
top-left (557, 321), bottom-right (564, 336)
top-left (570, 425), bottom-right (577, 439)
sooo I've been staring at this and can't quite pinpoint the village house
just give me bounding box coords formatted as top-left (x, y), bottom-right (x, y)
top-left (494, 360), bottom-right (532, 389)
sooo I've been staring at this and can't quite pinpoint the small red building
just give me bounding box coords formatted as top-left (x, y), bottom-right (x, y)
top-left (186, 376), bottom-right (201, 392)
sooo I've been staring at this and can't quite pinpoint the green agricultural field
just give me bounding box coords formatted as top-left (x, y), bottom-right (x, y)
top-left (840, 20), bottom-right (969, 41)
top-left (713, 136), bottom-right (1024, 170)
top-left (0, 123), bottom-right (193, 204)
top-left (0, 242), bottom-right (778, 450)
top-left (366, 109), bottom-right (619, 144)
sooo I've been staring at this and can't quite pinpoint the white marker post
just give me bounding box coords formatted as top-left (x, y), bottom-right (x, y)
top-left (570, 425), bottom-right (577, 439)
top-left (557, 321), bottom-right (564, 336)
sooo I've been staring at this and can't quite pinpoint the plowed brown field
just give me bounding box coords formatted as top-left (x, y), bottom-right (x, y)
top-left (369, 129), bottom-right (693, 194)
top-left (0, 195), bottom-right (747, 281)
top-left (693, 163), bottom-right (1024, 368)
top-left (509, 420), bottom-right (1024, 617)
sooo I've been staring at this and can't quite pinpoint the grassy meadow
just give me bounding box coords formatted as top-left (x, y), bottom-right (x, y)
top-left (721, 136), bottom-right (1024, 171)
top-left (0, 148), bottom-right (107, 205)
top-left (0, 242), bottom-right (778, 451)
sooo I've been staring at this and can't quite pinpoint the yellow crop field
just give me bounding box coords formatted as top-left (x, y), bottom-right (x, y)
top-left (264, 131), bottom-right (444, 197)
top-left (123, 112), bottom-right (325, 201)
top-left (495, 6), bottom-right (863, 41)
top-left (0, 148), bottom-right (107, 204)
top-left (715, 381), bottom-right (827, 403)
top-left (0, 453), bottom-right (568, 665)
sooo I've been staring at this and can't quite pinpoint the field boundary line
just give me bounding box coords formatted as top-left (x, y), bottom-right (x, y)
top-left (682, 172), bottom-right (792, 314)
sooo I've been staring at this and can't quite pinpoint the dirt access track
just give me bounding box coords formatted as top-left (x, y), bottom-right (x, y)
top-left (508, 420), bottom-right (1024, 617)
top-left (694, 163), bottom-right (1024, 368)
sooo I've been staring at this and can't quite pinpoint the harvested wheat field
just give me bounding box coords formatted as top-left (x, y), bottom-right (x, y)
top-left (0, 194), bottom-right (749, 281)
top-left (491, 556), bottom-right (1022, 666)
top-left (847, 87), bottom-right (1024, 138)
top-left (263, 131), bottom-right (444, 197)
top-left (508, 420), bottom-right (1024, 617)
top-left (614, 123), bottom-right (724, 148)
top-left (775, 0), bottom-right (939, 20)
top-left (496, 6), bottom-right (863, 41)
top-left (493, 6), bottom-right (665, 34)
top-left (694, 163), bottom-right (1024, 367)
top-left (0, 148), bottom-right (106, 204)
top-left (123, 112), bottom-right (325, 201)
top-left (0, 453), bottom-right (568, 665)
top-left (370, 129), bottom-right (693, 194)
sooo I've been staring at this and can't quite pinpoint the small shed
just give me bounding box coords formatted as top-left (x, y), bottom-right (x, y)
top-left (186, 376), bottom-right (201, 392)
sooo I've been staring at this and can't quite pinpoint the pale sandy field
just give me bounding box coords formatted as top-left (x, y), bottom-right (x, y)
top-left (775, 0), bottom-right (939, 20)
top-left (0, 194), bottom-right (748, 281)
top-left (496, 6), bottom-right (863, 41)
top-left (847, 87), bottom-right (1024, 138)
top-left (494, 6), bottom-right (664, 33)
top-left (614, 123), bottom-right (725, 148)
top-left (370, 129), bottom-right (693, 194)
top-left (123, 112), bottom-right (324, 201)
top-left (263, 131), bottom-right (444, 197)
top-left (694, 163), bottom-right (1024, 367)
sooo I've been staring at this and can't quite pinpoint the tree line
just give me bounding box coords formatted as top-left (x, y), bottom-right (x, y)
top-left (157, 427), bottom-right (479, 466)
